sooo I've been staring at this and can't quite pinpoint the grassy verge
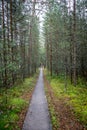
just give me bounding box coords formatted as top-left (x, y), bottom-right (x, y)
top-left (44, 69), bottom-right (87, 128)
top-left (45, 86), bottom-right (59, 130)
top-left (0, 73), bottom-right (38, 130)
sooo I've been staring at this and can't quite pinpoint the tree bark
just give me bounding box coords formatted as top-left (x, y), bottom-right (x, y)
top-left (73, 0), bottom-right (77, 86)
top-left (10, 0), bottom-right (14, 85)
top-left (2, 0), bottom-right (7, 87)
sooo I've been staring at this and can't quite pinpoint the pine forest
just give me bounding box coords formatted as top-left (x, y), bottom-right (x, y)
top-left (0, 0), bottom-right (87, 130)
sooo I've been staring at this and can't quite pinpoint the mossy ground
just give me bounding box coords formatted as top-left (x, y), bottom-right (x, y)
top-left (44, 69), bottom-right (87, 129)
top-left (45, 86), bottom-right (59, 130)
top-left (0, 73), bottom-right (38, 130)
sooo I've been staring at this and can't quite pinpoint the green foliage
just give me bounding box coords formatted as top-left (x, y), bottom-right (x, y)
top-left (45, 70), bottom-right (87, 127)
top-left (10, 98), bottom-right (27, 113)
top-left (49, 104), bottom-right (59, 129)
top-left (45, 87), bottom-right (59, 130)
top-left (0, 74), bottom-right (37, 130)
top-left (0, 110), bottom-right (19, 130)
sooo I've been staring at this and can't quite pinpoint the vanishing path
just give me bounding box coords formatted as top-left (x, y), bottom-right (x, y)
top-left (22, 68), bottom-right (52, 130)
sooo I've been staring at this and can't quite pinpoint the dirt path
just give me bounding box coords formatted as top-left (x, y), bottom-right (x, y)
top-left (22, 68), bottom-right (52, 130)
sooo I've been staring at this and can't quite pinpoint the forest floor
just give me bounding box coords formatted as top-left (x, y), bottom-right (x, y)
top-left (1, 69), bottom-right (87, 130)
top-left (44, 71), bottom-right (87, 130)
top-left (0, 73), bottom-right (38, 130)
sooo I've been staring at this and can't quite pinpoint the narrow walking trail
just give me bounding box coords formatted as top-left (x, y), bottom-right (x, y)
top-left (22, 68), bottom-right (52, 130)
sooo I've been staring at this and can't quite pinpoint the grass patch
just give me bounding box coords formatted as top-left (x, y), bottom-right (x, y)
top-left (44, 69), bottom-right (87, 128)
top-left (49, 103), bottom-right (59, 129)
top-left (9, 98), bottom-right (27, 113)
top-left (0, 73), bottom-right (38, 130)
top-left (45, 84), bottom-right (59, 130)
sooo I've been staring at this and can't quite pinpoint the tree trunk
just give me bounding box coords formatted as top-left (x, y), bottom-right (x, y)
top-left (10, 0), bottom-right (14, 85)
top-left (2, 0), bottom-right (7, 87)
top-left (73, 0), bottom-right (77, 86)
top-left (50, 35), bottom-right (52, 76)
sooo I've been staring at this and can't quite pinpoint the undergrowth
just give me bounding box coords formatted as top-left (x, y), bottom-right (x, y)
top-left (45, 87), bottom-right (59, 130)
top-left (44, 69), bottom-right (87, 128)
top-left (0, 73), bottom-right (38, 130)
